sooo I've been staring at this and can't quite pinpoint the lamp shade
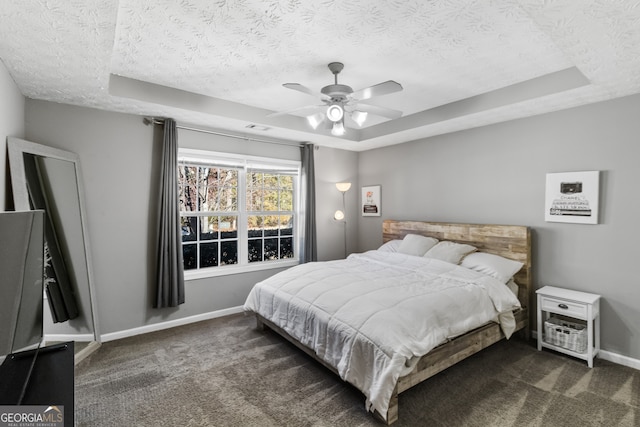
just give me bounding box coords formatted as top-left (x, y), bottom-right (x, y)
top-left (335, 182), bottom-right (351, 192)
top-left (331, 120), bottom-right (345, 136)
top-left (352, 110), bottom-right (368, 127)
top-left (326, 104), bottom-right (344, 122)
top-left (307, 112), bottom-right (324, 129)
top-left (334, 210), bottom-right (345, 221)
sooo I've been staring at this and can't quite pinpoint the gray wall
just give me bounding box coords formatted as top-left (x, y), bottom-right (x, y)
top-left (13, 91), bottom-right (640, 361)
top-left (357, 93), bottom-right (640, 360)
top-left (22, 99), bottom-right (356, 336)
top-left (314, 145), bottom-right (359, 261)
top-left (25, 101), bottom-right (165, 336)
top-left (0, 61), bottom-right (25, 211)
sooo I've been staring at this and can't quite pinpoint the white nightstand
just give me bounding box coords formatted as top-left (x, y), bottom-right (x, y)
top-left (536, 286), bottom-right (601, 368)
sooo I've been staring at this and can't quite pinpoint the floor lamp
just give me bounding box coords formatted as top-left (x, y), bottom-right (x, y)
top-left (334, 182), bottom-right (351, 258)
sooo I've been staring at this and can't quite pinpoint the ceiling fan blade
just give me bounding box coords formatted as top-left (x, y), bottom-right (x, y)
top-left (283, 83), bottom-right (330, 100)
top-left (355, 103), bottom-right (403, 120)
top-left (351, 80), bottom-right (403, 101)
top-left (266, 104), bottom-right (323, 118)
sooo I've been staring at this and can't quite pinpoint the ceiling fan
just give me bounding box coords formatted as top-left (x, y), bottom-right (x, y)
top-left (269, 62), bottom-right (403, 136)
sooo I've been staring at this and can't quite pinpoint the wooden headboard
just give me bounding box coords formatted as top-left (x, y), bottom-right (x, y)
top-left (382, 220), bottom-right (532, 312)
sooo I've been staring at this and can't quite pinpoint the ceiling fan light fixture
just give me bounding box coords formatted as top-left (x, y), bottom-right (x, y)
top-left (331, 120), bottom-right (345, 136)
top-left (326, 104), bottom-right (344, 122)
top-left (352, 110), bottom-right (368, 127)
top-left (279, 62), bottom-right (403, 137)
top-left (307, 112), bottom-right (324, 129)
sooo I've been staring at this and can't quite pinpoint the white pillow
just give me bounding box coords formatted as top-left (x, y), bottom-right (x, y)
top-left (397, 234), bottom-right (439, 257)
top-left (377, 239), bottom-right (402, 253)
top-left (460, 252), bottom-right (524, 284)
top-left (423, 241), bottom-right (476, 264)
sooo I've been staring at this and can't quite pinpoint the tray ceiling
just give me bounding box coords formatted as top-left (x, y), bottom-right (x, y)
top-left (1, 0), bottom-right (640, 151)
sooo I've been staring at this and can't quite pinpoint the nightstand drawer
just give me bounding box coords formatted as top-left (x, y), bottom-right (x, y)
top-left (540, 296), bottom-right (587, 318)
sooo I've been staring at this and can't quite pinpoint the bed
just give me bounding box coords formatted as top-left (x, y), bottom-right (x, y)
top-left (244, 219), bottom-right (531, 424)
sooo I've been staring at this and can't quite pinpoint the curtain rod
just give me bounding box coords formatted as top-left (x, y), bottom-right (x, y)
top-left (144, 117), bottom-right (306, 148)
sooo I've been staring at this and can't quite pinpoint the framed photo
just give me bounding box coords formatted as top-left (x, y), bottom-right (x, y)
top-left (545, 171), bottom-right (600, 224)
top-left (361, 185), bottom-right (381, 217)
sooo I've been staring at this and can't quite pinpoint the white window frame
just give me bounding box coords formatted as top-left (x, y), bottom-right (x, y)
top-left (179, 148), bottom-right (302, 280)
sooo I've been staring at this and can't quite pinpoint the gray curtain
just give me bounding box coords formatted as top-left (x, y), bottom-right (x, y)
top-left (155, 118), bottom-right (185, 308)
top-left (300, 143), bottom-right (317, 263)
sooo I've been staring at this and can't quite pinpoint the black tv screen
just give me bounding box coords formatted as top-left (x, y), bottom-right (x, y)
top-left (0, 210), bottom-right (44, 358)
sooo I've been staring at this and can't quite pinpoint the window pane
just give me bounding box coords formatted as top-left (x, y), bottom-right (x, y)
top-left (220, 241), bottom-right (238, 265)
top-left (183, 244), bottom-right (197, 270)
top-left (198, 167), bottom-right (217, 211)
top-left (248, 239), bottom-right (262, 262)
top-left (215, 185), bottom-right (237, 211)
top-left (202, 185), bottom-right (217, 212)
top-left (280, 175), bottom-right (293, 190)
top-left (264, 238), bottom-right (278, 260)
top-left (179, 184), bottom-right (198, 212)
top-left (200, 242), bottom-right (218, 268)
top-left (246, 188), bottom-right (263, 212)
top-left (178, 165), bottom-right (197, 186)
top-left (280, 190), bottom-right (293, 211)
top-left (263, 215), bottom-right (278, 236)
top-left (280, 215), bottom-right (293, 236)
top-left (248, 216), bottom-right (262, 238)
top-left (263, 189), bottom-right (278, 211)
top-left (248, 171), bottom-right (263, 187)
top-left (199, 216), bottom-right (218, 240)
top-left (220, 169), bottom-right (238, 187)
top-left (219, 216), bottom-right (237, 239)
top-left (280, 237), bottom-right (293, 259)
top-left (181, 217), bottom-right (197, 242)
top-left (264, 173), bottom-right (278, 188)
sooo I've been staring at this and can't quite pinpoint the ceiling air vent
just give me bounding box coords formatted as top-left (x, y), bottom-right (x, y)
top-left (245, 124), bottom-right (270, 131)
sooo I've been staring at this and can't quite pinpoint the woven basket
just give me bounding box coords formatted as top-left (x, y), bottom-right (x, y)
top-left (544, 317), bottom-right (587, 353)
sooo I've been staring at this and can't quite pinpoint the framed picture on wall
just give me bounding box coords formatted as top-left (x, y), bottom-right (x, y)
top-left (361, 185), bottom-right (381, 216)
top-left (545, 171), bottom-right (600, 224)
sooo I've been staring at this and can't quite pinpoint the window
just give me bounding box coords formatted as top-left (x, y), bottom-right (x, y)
top-left (178, 149), bottom-right (300, 278)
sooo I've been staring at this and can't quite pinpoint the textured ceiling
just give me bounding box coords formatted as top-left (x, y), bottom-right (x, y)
top-left (1, 1), bottom-right (640, 151)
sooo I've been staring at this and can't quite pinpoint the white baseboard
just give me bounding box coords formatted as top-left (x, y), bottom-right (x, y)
top-left (44, 333), bottom-right (95, 343)
top-left (100, 306), bottom-right (244, 343)
top-left (599, 350), bottom-right (640, 370)
top-left (531, 331), bottom-right (640, 371)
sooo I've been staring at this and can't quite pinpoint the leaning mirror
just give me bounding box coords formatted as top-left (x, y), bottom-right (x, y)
top-left (8, 137), bottom-right (100, 364)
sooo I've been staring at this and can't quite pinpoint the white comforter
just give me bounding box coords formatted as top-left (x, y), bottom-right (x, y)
top-left (243, 250), bottom-right (521, 419)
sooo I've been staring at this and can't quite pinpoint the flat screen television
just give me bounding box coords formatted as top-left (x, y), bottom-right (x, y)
top-left (0, 210), bottom-right (44, 402)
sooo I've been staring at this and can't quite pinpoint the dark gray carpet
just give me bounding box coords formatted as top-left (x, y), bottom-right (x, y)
top-left (76, 314), bottom-right (639, 426)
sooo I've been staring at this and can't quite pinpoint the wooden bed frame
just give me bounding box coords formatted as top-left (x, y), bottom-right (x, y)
top-left (254, 219), bottom-right (532, 424)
